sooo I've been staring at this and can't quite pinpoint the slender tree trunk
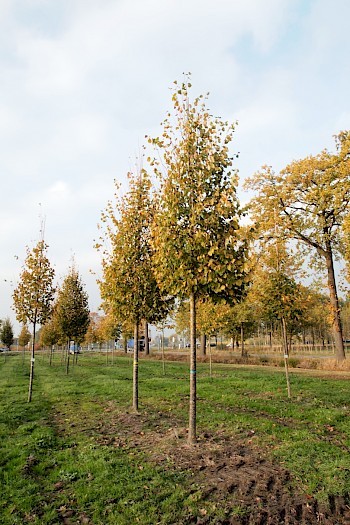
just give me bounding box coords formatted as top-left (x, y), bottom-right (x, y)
top-left (188, 292), bottom-right (197, 444)
top-left (240, 323), bottom-right (246, 358)
top-left (200, 333), bottom-right (206, 356)
top-left (208, 336), bottom-right (212, 379)
top-left (325, 247), bottom-right (345, 360)
top-left (144, 320), bottom-right (150, 355)
top-left (133, 323), bottom-right (139, 412)
top-left (282, 317), bottom-right (291, 399)
top-left (28, 319), bottom-right (36, 403)
top-left (66, 340), bottom-right (71, 375)
top-left (161, 328), bottom-right (165, 375)
top-left (123, 333), bottom-right (127, 354)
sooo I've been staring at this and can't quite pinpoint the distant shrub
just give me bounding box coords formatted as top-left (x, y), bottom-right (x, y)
top-left (288, 358), bottom-right (300, 368)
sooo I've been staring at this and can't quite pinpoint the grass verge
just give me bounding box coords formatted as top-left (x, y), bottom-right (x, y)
top-left (0, 352), bottom-right (349, 523)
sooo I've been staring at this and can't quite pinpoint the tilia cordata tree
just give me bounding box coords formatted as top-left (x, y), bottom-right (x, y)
top-left (245, 131), bottom-right (350, 360)
top-left (149, 78), bottom-right (249, 443)
top-left (55, 265), bottom-right (90, 374)
top-left (97, 169), bottom-right (172, 411)
top-left (13, 240), bottom-right (55, 402)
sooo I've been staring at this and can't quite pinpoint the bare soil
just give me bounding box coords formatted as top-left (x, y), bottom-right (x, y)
top-left (54, 401), bottom-right (350, 525)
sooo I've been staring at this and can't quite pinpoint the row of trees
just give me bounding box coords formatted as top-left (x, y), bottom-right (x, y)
top-left (12, 240), bottom-right (90, 401)
top-left (10, 77), bottom-right (350, 442)
top-left (96, 77), bottom-right (350, 442)
top-left (96, 78), bottom-right (249, 443)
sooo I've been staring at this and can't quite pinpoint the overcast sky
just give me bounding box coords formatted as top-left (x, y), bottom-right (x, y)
top-left (1, 0), bottom-right (350, 335)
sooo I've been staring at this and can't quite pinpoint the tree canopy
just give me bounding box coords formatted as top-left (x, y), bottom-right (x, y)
top-left (245, 131), bottom-right (350, 359)
top-left (0, 318), bottom-right (14, 349)
top-left (13, 240), bottom-right (55, 328)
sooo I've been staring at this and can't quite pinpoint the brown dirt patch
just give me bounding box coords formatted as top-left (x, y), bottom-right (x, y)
top-left (54, 402), bottom-right (350, 524)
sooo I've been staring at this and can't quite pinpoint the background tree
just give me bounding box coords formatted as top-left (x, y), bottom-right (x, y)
top-left (18, 323), bottom-right (31, 365)
top-left (150, 78), bottom-right (249, 443)
top-left (84, 312), bottom-right (101, 349)
top-left (55, 265), bottom-right (90, 373)
top-left (245, 131), bottom-right (350, 360)
top-left (40, 314), bottom-right (62, 365)
top-left (18, 324), bottom-right (31, 349)
top-left (220, 297), bottom-right (256, 356)
top-left (13, 240), bottom-right (55, 402)
top-left (0, 318), bottom-right (14, 349)
top-left (97, 168), bottom-right (172, 411)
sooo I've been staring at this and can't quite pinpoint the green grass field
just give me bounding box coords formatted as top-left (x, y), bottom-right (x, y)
top-left (0, 351), bottom-right (349, 524)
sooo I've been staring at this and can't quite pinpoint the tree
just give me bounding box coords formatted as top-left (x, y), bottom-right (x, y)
top-left (40, 313), bottom-right (62, 365)
top-left (13, 240), bottom-right (55, 401)
top-left (97, 169), bottom-right (172, 410)
top-left (84, 312), bottom-right (102, 349)
top-left (0, 318), bottom-right (14, 349)
top-left (149, 78), bottom-right (248, 443)
top-left (40, 315), bottom-right (62, 348)
top-left (220, 298), bottom-right (256, 356)
top-left (55, 265), bottom-right (90, 373)
top-left (245, 131), bottom-right (350, 360)
top-left (18, 324), bottom-right (31, 348)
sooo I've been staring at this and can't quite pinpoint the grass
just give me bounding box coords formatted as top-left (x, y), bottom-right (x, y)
top-left (0, 351), bottom-right (350, 523)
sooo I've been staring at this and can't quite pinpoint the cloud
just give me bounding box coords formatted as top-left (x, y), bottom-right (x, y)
top-left (1, 0), bottom-right (350, 333)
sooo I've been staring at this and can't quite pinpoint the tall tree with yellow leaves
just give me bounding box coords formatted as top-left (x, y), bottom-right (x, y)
top-left (149, 78), bottom-right (249, 443)
top-left (245, 131), bottom-right (350, 360)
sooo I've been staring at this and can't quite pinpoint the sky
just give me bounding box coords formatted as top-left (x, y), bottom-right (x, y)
top-left (1, 0), bottom-right (350, 336)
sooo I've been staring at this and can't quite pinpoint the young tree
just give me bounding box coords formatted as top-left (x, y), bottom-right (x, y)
top-left (220, 298), bottom-right (256, 356)
top-left (13, 240), bottom-right (55, 402)
top-left (84, 312), bottom-right (102, 349)
top-left (55, 266), bottom-right (90, 373)
top-left (0, 318), bottom-right (14, 349)
top-left (18, 324), bottom-right (31, 348)
top-left (149, 78), bottom-right (248, 443)
top-left (40, 313), bottom-right (62, 365)
top-left (245, 131), bottom-right (350, 360)
top-left (97, 169), bottom-right (172, 411)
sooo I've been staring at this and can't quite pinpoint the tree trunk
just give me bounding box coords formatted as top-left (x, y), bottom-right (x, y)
top-left (123, 333), bottom-right (127, 354)
top-left (240, 323), bottom-right (246, 357)
top-left (282, 317), bottom-right (291, 399)
top-left (161, 328), bottom-right (165, 375)
top-left (66, 341), bottom-right (71, 375)
top-left (144, 320), bottom-right (150, 355)
top-left (133, 322), bottom-right (139, 412)
top-left (188, 292), bottom-right (197, 444)
top-left (200, 333), bottom-right (206, 356)
top-left (208, 336), bottom-right (213, 379)
top-left (28, 319), bottom-right (36, 403)
top-left (325, 247), bottom-right (345, 360)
